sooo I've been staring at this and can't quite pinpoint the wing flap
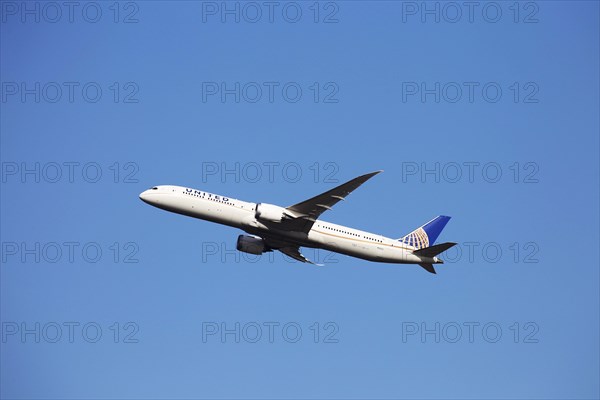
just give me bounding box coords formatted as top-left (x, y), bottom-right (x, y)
top-left (279, 247), bottom-right (323, 266)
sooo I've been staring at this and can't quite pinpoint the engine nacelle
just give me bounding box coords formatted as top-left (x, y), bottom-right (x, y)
top-left (236, 235), bottom-right (266, 255)
top-left (255, 203), bottom-right (286, 223)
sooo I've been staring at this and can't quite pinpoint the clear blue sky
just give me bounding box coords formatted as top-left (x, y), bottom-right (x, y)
top-left (1, 1), bottom-right (599, 399)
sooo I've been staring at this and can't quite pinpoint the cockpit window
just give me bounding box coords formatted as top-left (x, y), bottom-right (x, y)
top-left (151, 187), bottom-right (158, 190)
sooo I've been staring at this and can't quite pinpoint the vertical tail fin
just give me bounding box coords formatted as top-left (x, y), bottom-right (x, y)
top-left (398, 216), bottom-right (451, 249)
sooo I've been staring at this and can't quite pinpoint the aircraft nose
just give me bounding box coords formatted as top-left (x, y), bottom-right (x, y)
top-left (139, 190), bottom-right (150, 203)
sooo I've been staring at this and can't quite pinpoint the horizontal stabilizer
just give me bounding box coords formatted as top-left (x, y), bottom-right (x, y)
top-left (419, 263), bottom-right (436, 274)
top-left (413, 242), bottom-right (457, 258)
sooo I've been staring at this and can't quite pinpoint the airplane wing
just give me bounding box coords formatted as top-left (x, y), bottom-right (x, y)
top-left (278, 246), bottom-right (323, 266)
top-left (283, 170), bottom-right (383, 232)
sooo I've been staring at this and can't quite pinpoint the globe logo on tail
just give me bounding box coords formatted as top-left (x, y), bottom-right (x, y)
top-left (399, 227), bottom-right (429, 249)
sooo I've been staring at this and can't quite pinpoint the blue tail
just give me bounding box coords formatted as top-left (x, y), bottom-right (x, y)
top-left (398, 216), bottom-right (451, 249)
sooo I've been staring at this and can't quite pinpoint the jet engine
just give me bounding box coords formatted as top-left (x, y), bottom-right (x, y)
top-left (254, 203), bottom-right (287, 223)
top-left (236, 235), bottom-right (266, 255)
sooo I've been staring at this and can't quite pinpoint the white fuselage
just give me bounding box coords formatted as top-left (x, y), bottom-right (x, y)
top-left (139, 185), bottom-right (429, 264)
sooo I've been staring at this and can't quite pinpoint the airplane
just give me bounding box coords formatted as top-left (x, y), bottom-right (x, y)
top-left (139, 171), bottom-right (456, 274)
